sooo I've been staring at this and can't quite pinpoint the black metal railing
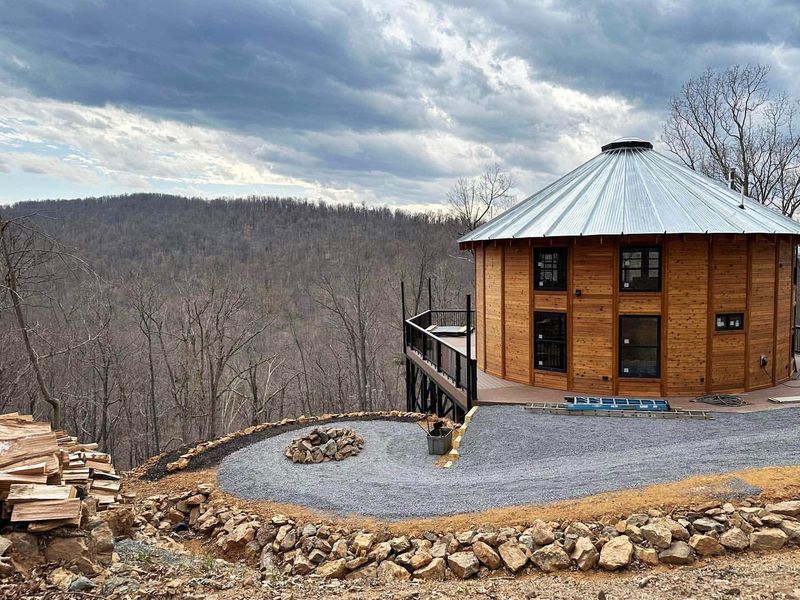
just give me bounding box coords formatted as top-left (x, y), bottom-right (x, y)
top-left (794, 326), bottom-right (800, 355)
top-left (404, 306), bottom-right (477, 408)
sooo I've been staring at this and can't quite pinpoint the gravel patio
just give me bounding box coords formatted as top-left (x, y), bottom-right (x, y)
top-left (217, 405), bottom-right (800, 519)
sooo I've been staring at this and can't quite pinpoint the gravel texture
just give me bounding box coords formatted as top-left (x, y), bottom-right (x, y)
top-left (218, 405), bottom-right (800, 519)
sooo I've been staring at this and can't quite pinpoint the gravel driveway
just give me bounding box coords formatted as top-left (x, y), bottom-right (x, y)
top-left (217, 405), bottom-right (800, 519)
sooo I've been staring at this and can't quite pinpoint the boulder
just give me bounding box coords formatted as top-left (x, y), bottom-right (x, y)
top-left (531, 542), bottom-right (570, 572)
top-left (367, 542), bottom-right (392, 563)
top-left (634, 545), bottom-right (659, 566)
top-left (472, 541), bottom-right (501, 570)
top-left (689, 534), bottom-right (724, 556)
top-left (599, 535), bottom-right (633, 570)
top-left (527, 520), bottom-right (555, 546)
top-left (779, 520), bottom-right (800, 543)
top-left (389, 536), bottom-right (411, 554)
top-left (90, 523), bottom-right (114, 564)
top-left (662, 518), bottom-right (690, 542)
top-left (571, 537), bottom-right (599, 571)
top-left (352, 533), bottom-right (374, 556)
top-left (413, 556), bottom-right (446, 580)
top-left (691, 517), bottom-right (723, 534)
top-left (409, 550), bottom-right (433, 570)
top-left (765, 501), bottom-right (800, 517)
top-left (316, 558), bottom-right (348, 579)
top-left (447, 551), bottom-right (480, 579)
top-left (750, 528), bottom-right (788, 551)
top-left (497, 541), bottom-right (528, 573)
top-left (98, 507), bottom-right (135, 538)
top-left (659, 541), bottom-right (695, 565)
top-left (45, 536), bottom-right (98, 576)
top-left (377, 560), bottom-right (410, 581)
top-left (292, 554), bottom-right (315, 575)
top-left (640, 521), bottom-right (672, 549)
top-left (565, 521), bottom-right (593, 539)
top-left (720, 527), bottom-right (750, 551)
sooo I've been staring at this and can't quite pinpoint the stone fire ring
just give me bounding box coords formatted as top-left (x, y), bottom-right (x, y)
top-left (284, 426), bottom-right (364, 464)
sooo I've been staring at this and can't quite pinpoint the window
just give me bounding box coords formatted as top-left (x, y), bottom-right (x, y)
top-left (534, 312), bottom-right (566, 372)
top-left (716, 313), bottom-right (744, 331)
top-left (619, 316), bottom-right (660, 378)
top-left (620, 246), bottom-right (661, 292)
top-left (534, 248), bottom-right (567, 291)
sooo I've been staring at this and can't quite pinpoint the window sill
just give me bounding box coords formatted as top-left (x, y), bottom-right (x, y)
top-left (618, 376), bottom-right (661, 381)
top-left (534, 368), bottom-right (566, 375)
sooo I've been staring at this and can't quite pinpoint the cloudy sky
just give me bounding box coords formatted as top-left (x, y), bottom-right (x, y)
top-left (1, 1), bottom-right (799, 209)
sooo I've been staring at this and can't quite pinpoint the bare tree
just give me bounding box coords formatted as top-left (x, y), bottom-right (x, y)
top-left (447, 164), bottom-right (515, 233)
top-left (662, 64), bottom-right (800, 216)
top-left (0, 212), bottom-right (104, 426)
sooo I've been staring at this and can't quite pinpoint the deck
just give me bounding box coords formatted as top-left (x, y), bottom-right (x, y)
top-left (442, 335), bottom-right (800, 414)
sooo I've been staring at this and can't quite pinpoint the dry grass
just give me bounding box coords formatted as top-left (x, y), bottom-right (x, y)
top-left (127, 463), bottom-right (800, 537)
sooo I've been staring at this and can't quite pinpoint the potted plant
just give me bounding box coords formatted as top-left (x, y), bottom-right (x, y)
top-left (426, 418), bottom-right (452, 455)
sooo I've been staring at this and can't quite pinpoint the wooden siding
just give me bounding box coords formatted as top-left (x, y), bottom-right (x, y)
top-left (710, 236), bottom-right (747, 392)
top-left (570, 243), bottom-right (614, 394)
top-left (475, 246), bottom-right (485, 371)
top-left (534, 294), bottom-right (567, 311)
top-left (484, 245), bottom-right (504, 377)
top-left (665, 237), bottom-right (707, 395)
top-left (503, 245), bottom-right (531, 383)
top-left (748, 237), bottom-right (776, 389)
top-left (775, 238), bottom-right (793, 381)
top-left (618, 294), bottom-right (661, 314)
top-left (473, 234), bottom-right (796, 397)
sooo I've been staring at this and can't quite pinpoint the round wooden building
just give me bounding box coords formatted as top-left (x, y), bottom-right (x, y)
top-left (458, 138), bottom-right (800, 397)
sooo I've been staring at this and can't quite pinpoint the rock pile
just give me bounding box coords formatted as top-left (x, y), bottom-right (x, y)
top-left (136, 483), bottom-right (800, 581)
top-left (284, 427), bottom-right (364, 464)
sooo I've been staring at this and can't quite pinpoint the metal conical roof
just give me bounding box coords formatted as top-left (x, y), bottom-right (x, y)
top-left (458, 138), bottom-right (800, 243)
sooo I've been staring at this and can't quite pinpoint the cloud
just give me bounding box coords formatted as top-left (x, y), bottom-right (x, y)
top-left (0, 0), bottom-right (798, 206)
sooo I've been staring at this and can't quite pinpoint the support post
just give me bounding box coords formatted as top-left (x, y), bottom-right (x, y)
top-left (466, 294), bottom-right (474, 409)
top-left (428, 277), bottom-right (433, 312)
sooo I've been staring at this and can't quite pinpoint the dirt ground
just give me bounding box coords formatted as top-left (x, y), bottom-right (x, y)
top-left (128, 463), bottom-right (800, 536)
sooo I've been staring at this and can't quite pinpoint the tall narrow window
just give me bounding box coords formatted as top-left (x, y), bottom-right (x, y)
top-left (534, 248), bottom-right (567, 291)
top-left (620, 246), bottom-right (661, 291)
top-left (619, 316), bottom-right (660, 378)
top-left (534, 312), bottom-right (566, 372)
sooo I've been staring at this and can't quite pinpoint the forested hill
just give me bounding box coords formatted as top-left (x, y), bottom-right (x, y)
top-left (1, 194), bottom-right (472, 467)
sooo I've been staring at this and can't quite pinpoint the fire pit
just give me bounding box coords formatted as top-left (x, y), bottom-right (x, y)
top-left (284, 427), bottom-right (365, 464)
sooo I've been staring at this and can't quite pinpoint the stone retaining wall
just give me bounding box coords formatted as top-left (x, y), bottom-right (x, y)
top-left (135, 484), bottom-right (800, 581)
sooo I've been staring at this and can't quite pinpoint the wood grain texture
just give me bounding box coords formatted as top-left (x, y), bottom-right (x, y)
top-left (503, 245), bottom-right (531, 383)
top-left (475, 246), bottom-right (485, 371)
top-left (484, 245), bottom-right (504, 377)
top-left (775, 238), bottom-right (793, 380)
top-left (571, 243), bottom-right (614, 393)
top-left (534, 294), bottom-right (567, 311)
top-left (709, 236), bottom-right (747, 391)
top-left (748, 237), bottom-right (776, 389)
top-left (665, 237), bottom-right (707, 395)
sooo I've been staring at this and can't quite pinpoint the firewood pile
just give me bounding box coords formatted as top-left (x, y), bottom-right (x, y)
top-left (0, 412), bottom-right (124, 532)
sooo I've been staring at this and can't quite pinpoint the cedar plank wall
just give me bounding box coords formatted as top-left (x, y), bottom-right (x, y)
top-left (570, 240), bottom-right (614, 394)
top-left (775, 238), bottom-right (793, 381)
top-left (665, 236), bottom-right (708, 395)
top-left (475, 246), bottom-right (486, 371)
top-left (503, 243), bottom-right (531, 383)
top-left (710, 236), bottom-right (747, 392)
top-left (484, 244), bottom-right (504, 377)
top-left (748, 237), bottom-right (776, 390)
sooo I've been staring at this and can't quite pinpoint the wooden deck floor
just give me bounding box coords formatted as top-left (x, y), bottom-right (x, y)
top-left (442, 334), bottom-right (800, 414)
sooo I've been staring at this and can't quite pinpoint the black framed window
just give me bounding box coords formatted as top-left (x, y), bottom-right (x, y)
top-left (620, 246), bottom-right (661, 292)
top-left (534, 248), bottom-right (567, 291)
top-left (619, 315), bottom-right (660, 378)
top-left (715, 313), bottom-right (744, 331)
top-left (534, 312), bottom-right (566, 372)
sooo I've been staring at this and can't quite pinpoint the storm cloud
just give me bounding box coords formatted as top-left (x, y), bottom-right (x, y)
top-left (1, 0), bottom-right (798, 206)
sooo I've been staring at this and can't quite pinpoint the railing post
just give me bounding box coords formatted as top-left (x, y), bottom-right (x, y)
top-left (436, 339), bottom-right (442, 372)
top-left (466, 294), bottom-right (474, 409)
top-left (428, 277), bottom-right (433, 312)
